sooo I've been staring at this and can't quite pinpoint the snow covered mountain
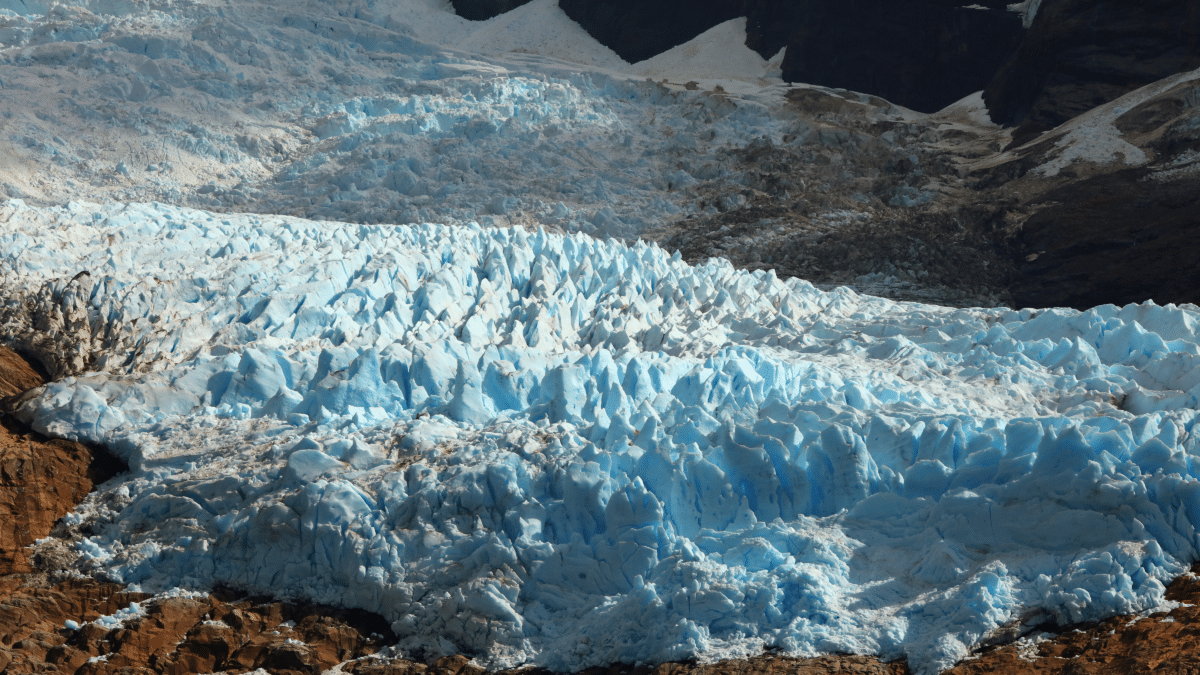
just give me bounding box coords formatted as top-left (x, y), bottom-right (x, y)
top-left (4, 1), bottom-right (1200, 675)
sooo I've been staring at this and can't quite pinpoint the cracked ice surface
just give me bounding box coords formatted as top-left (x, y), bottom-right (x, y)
top-left (0, 0), bottom-right (790, 238)
top-left (6, 200), bottom-right (1200, 674)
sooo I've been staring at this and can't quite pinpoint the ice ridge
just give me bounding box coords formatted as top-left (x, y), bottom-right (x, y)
top-left (6, 200), bottom-right (1200, 674)
top-left (0, 0), bottom-right (786, 237)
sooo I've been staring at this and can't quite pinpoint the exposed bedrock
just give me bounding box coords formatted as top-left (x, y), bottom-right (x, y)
top-left (0, 346), bottom-right (126, 577)
top-left (0, 580), bottom-right (396, 675)
top-left (448, 0), bottom-right (535, 21)
top-left (556, 0), bottom-right (1022, 113)
top-left (555, 0), bottom-right (743, 64)
top-left (984, 0), bottom-right (1200, 133)
top-left (973, 74), bottom-right (1200, 310)
top-left (769, 0), bottom-right (1023, 113)
top-left (455, 0), bottom-right (1022, 114)
top-left (1008, 171), bottom-right (1200, 311)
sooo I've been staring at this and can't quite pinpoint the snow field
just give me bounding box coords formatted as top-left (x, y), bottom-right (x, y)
top-left (0, 0), bottom-right (794, 237)
top-left (6, 200), bottom-right (1200, 673)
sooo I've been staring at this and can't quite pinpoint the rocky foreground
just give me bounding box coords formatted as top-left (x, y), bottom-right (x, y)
top-left (1, 344), bottom-right (1200, 674)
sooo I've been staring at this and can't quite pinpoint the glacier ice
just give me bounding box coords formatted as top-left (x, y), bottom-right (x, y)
top-left (5, 199), bottom-right (1200, 673)
top-left (0, 0), bottom-right (796, 239)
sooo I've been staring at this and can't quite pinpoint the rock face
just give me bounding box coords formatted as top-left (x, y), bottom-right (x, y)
top-left (0, 346), bottom-right (125, 576)
top-left (944, 564), bottom-right (1200, 674)
top-left (448, 0), bottom-right (535, 21)
top-left (0, 579), bottom-right (395, 675)
top-left (553, 0), bottom-right (1022, 112)
top-left (967, 73), bottom-right (1200, 310)
top-left (0, 347), bottom-right (42, 401)
top-left (556, 0), bottom-right (742, 64)
top-left (0, 425), bottom-right (121, 576)
top-left (984, 0), bottom-right (1200, 131)
top-left (768, 0), bottom-right (1024, 113)
top-left (1008, 170), bottom-right (1200, 310)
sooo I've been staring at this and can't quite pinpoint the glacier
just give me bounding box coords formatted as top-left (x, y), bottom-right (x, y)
top-left (0, 0), bottom-right (797, 239)
top-left (5, 199), bottom-right (1200, 674)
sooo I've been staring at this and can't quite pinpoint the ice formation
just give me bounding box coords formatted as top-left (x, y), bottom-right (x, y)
top-left (5, 200), bottom-right (1200, 674)
top-left (0, 0), bottom-right (792, 237)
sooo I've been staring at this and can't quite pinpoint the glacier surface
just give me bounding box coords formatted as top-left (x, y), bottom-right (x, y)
top-left (0, 0), bottom-right (795, 238)
top-left (6, 200), bottom-right (1200, 674)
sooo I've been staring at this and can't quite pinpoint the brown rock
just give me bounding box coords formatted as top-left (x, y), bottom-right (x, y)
top-left (347, 658), bottom-right (430, 675)
top-left (945, 564), bottom-right (1200, 674)
top-left (0, 346), bottom-right (43, 399)
top-left (44, 641), bottom-right (91, 672)
top-left (298, 613), bottom-right (374, 666)
top-left (434, 654), bottom-right (487, 675)
top-left (0, 424), bottom-right (122, 575)
top-left (0, 346), bottom-right (126, 576)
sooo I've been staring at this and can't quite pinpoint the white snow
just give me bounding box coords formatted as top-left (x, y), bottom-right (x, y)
top-left (2, 0), bottom-right (1200, 674)
top-left (1033, 67), bottom-right (1200, 176)
top-left (1007, 0), bottom-right (1043, 28)
top-left (453, 0), bottom-right (629, 71)
top-left (932, 91), bottom-right (997, 128)
top-left (633, 19), bottom-right (785, 97)
top-left (0, 0), bottom-right (790, 236)
top-left (5, 199), bottom-right (1200, 675)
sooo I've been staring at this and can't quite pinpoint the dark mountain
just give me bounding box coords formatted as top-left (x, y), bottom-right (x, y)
top-left (764, 0), bottom-right (1023, 113)
top-left (449, 0), bottom-right (536, 21)
top-left (452, 0), bottom-right (1024, 113)
top-left (984, 0), bottom-right (1200, 136)
top-left (555, 0), bottom-right (743, 64)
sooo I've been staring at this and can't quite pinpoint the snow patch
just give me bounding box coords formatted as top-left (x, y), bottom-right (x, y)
top-left (1007, 0), bottom-right (1043, 28)
top-left (1035, 66), bottom-right (1200, 176)
top-left (634, 19), bottom-right (785, 96)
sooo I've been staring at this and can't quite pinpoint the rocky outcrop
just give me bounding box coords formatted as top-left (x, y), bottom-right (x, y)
top-left (967, 72), bottom-right (1200, 309)
top-left (0, 346), bottom-right (125, 576)
top-left (770, 0), bottom-right (1024, 113)
top-left (0, 424), bottom-right (123, 576)
top-left (0, 347), bottom-right (41, 401)
top-left (448, 0), bottom-right (535, 21)
top-left (1006, 169), bottom-right (1200, 310)
top-left (984, 0), bottom-right (1200, 132)
top-left (556, 0), bottom-right (742, 64)
top-left (0, 579), bottom-right (395, 675)
top-left (945, 565), bottom-right (1200, 674)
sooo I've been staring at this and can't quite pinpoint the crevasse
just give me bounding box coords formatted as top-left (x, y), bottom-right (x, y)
top-left (4, 199), bottom-right (1200, 675)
